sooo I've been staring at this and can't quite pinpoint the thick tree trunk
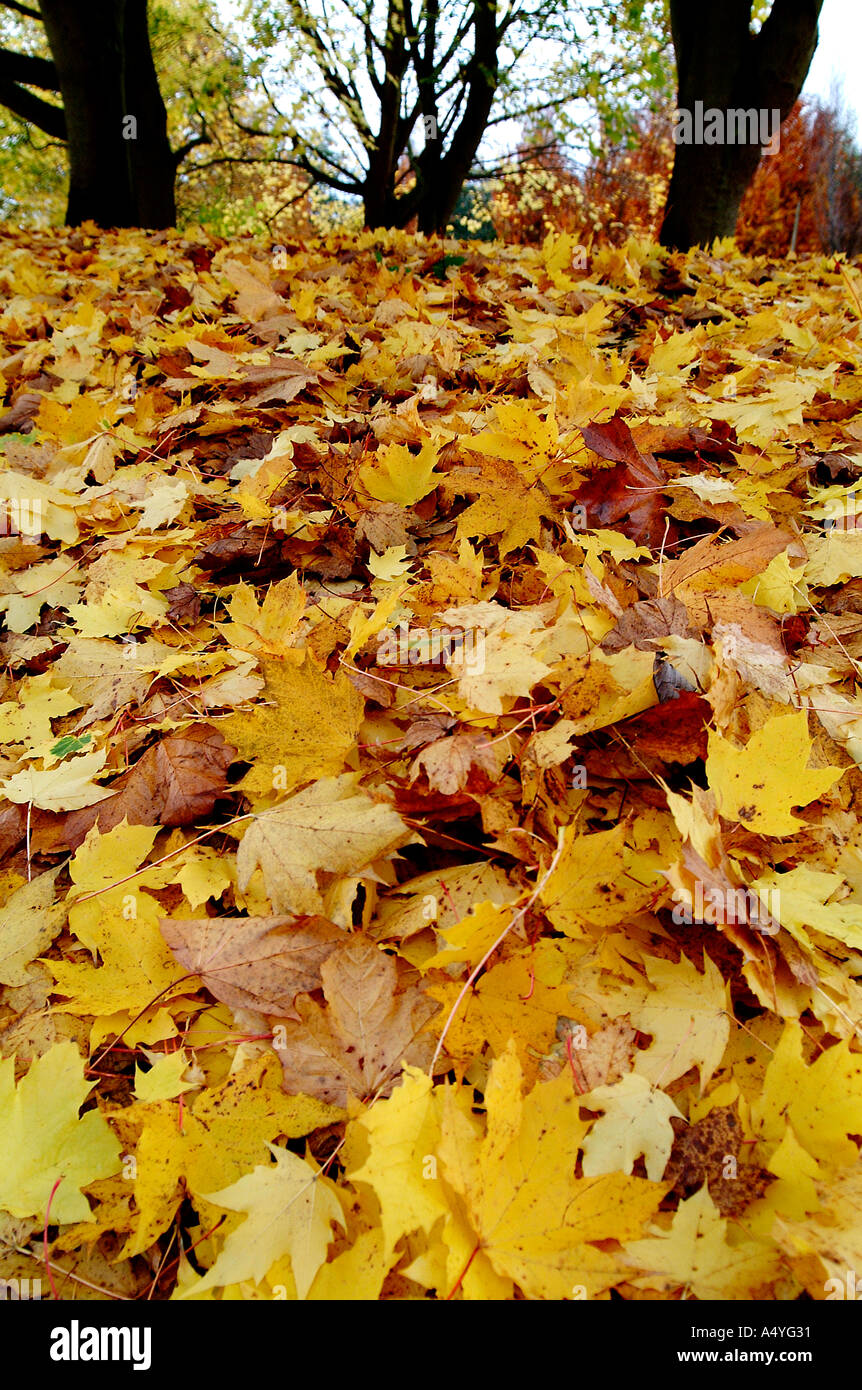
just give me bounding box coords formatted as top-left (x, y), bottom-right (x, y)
top-left (122, 0), bottom-right (176, 227)
top-left (659, 0), bottom-right (823, 250)
top-left (661, 134), bottom-right (764, 250)
top-left (38, 0), bottom-right (175, 228)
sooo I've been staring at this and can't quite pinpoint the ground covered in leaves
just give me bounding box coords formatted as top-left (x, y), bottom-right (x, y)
top-left (1, 224), bottom-right (862, 1301)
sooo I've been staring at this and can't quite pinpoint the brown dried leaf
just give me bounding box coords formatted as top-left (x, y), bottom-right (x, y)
top-left (43, 724), bottom-right (235, 850)
top-left (276, 935), bottom-right (439, 1105)
top-left (160, 914), bottom-right (344, 1018)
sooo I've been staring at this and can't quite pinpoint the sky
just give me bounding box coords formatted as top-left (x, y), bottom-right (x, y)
top-left (803, 0), bottom-right (862, 133)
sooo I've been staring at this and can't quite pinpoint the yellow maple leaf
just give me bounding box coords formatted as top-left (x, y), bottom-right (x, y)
top-left (630, 952), bottom-right (730, 1090)
top-left (134, 1050), bottom-right (199, 1103)
top-left (118, 1056), bottom-right (341, 1257)
top-left (179, 1146), bottom-right (343, 1299)
top-left (423, 901), bottom-right (511, 970)
top-left (49, 905), bottom-right (189, 1018)
top-left (0, 1042), bottom-right (120, 1222)
top-left (440, 600), bottom-right (550, 715)
top-left (220, 656), bottom-right (364, 800)
top-left (541, 822), bottom-right (653, 935)
top-left (624, 1186), bottom-right (780, 1298)
top-left (772, 1166), bottom-right (862, 1297)
top-left (1, 748), bottom-right (112, 812)
top-left (221, 573), bottom-right (306, 656)
top-left (307, 1229), bottom-right (387, 1300)
top-left (359, 439), bottom-right (440, 505)
top-left (465, 403), bottom-right (558, 479)
top-left (0, 868), bottom-right (65, 986)
top-left (439, 1044), bottom-right (662, 1298)
top-left (581, 1073), bottom-right (683, 1181)
top-left (348, 1068), bottom-right (450, 1260)
top-left (236, 773), bottom-right (415, 915)
top-left (750, 1021), bottom-right (862, 1169)
top-left (706, 710), bottom-right (843, 835)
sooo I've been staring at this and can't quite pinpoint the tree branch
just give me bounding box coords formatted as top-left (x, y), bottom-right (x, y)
top-left (0, 0), bottom-right (42, 20)
top-left (0, 76), bottom-right (64, 136)
top-left (0, 45), bottom-right (58, 89)
top-left (752, 0), bottom-right (824, 116)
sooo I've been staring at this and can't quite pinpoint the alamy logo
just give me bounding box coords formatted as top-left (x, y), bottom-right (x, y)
top-left (49, 1321), bottom-right (152, 1371)
top-left (824, 1270), bottom-right (862, 1299)
top-left (673, 102), bottom-right (781, 155)
top-left (0, 1277), bottom-right (41, 1299)
top-left (821, 490), bottom-right (861, 531)
top-left (672, 881), bottom-right (780, 935)
top-left (0, 498), bottom-right (43, 543)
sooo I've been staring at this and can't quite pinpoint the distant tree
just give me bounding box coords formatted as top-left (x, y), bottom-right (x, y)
top-left (808, 97), bottom-right (862, 255)
top-left (0, 0), bottom-right (261, 229)
top-left (240, 0), bottom-right (673, 234)
top-left (736, 96), bottom-right (862, 256)
top-left (490, 108), bottom-right (674, 246)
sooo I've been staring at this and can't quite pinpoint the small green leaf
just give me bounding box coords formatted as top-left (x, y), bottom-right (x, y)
top-left (50, 733), bottom-right (92, 759)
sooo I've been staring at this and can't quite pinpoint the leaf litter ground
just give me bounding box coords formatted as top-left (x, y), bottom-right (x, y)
top-left (1, 225), bottom-right (862, 1299)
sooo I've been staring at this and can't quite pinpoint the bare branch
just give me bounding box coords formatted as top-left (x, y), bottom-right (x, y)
top-left (0, 46), bottom-right (58, 89)
top-left (0, 76), bottom-right (64, 136)
top-left (0, 0), bottom-right (42, 20)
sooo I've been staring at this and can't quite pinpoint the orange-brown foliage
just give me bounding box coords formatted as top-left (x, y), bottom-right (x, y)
top-left (494, 98), bottom-right (862, 256)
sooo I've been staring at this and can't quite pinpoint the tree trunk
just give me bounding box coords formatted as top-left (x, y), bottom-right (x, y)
top-left (661, 136), bottom-right (764, 250)
top-left (659, 0), bottom-right (823, 250)
top-left (38, 0), bottom-right (175, 228)
top-left (122, 0), bottom-right (176, 227)
top-left (362, 0), bottom-right (498, 235)
top-left (414, 0), bottom-right (497, 234)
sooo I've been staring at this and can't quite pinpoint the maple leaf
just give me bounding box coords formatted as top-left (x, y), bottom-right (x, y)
top-left (114, 1055), bottom-right (341, 1257)
top-left (49, 900), bottom-right (189, 1018)
top-left (624, 1186), bottom-right (780, 1299)
top-left (236, 773), bottom-right (416, 915)
top-left (750, 1021), bottom-right (862, 1169)
top-left (446, 458), bottom-right (555, 556)
top-left (307, 1229), bottom-right (387, 1300)
top-left (439, 600), bottom-right (551, 714)
top-left (0, 869), bottom-right (65, 986)
top-left (359, 439), bottom-right (440, 505)
top-left (773, 1166), bottom-right (862, 1296)
top-left (541, 822), bottom-right (653, 935)
top-left (629, 952), bottom-right (731, 1090)
top-left (179, 1146), bottom-right (344, 1299)
top-left (134, 1050), bottom-right (199, 1103)
top-left (664, 1106), bottom-right (771, 1217)
top-left (1, 748), bottom-right (112, 812)
top-left (220, 656), bottom-right (364, 800)
top-left (347, 1067), bottom-right (450, 1260)
top-left (219, 573), bottom-right (306, 656)
top-left (439, 1044), bottom-right (663, 1298)
top-left (428, 945), bottom-right (576, 1082)
top-left (574, 414), bottom-right (670, 545)
top-left (581, 1073), bottom-right (683, 1182)
top-left (276, 935), bottom-right (439, 1106)
top-left (160, 913), bottom-right (345, 1018)
top-left (410, 729), bottom-right (507, 795)
top-left (0, 1042), bottom-right (120, 1222)
top-left (750, 863), bottom-right (862, 951)
top-left (706, 709), bottom-right (843, 835)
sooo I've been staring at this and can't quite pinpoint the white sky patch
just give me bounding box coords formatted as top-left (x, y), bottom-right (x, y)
top-left (804, 0), bottom-right (862, 132)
